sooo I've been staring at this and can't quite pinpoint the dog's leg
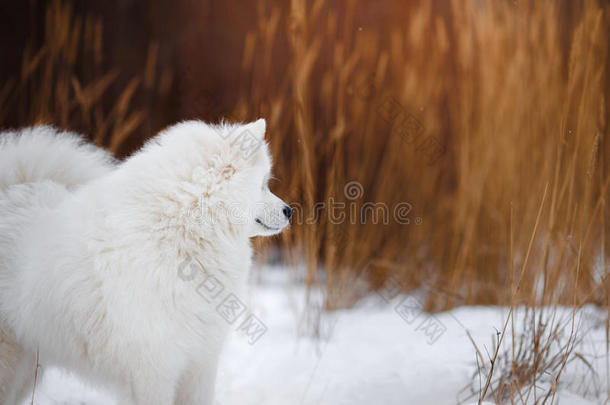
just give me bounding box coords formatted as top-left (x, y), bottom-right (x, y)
top-left (0, 341), bottom-right (42, 405)
top-left (0, 331), bottom-right (21, 403)
top-left (130, 368), bottom-right (179, 405)
top-left (174, 360), bottom-right (219, 405)
top-left (0, 326), bottom-right (41, 405)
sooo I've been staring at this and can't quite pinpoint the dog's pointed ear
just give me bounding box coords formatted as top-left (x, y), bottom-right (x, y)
top-left (245, 118), bottom-right (266, 140)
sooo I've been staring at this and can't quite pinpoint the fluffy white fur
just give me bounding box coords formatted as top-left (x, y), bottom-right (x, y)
top-left (0, 120), bottom-right (289, 404)
top-left (0, 126), bottom-right (116, 189)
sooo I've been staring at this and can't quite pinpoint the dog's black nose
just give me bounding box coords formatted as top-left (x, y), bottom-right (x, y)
top-left (282, 205), bottom-right (293, 220)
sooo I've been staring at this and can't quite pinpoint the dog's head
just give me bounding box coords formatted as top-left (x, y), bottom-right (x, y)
top-left (143, 119), bottom-right (291, 238)
top-left (212, 118), bottom-right (292, 237)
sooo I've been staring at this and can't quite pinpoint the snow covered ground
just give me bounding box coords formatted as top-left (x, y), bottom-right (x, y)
top-left (31, 267), bottom-right (608, 405)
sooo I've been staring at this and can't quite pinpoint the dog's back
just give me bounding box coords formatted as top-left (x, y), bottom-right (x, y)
top-left (0, 125), bottom-right (115, 191)
top-left (0, 126), bottom-right (115, 403)
top-left (0, 126), bottom-right (115, 280)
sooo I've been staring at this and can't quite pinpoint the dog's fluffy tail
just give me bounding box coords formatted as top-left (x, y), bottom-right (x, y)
top-left (0, 125), bottom-right (116, 191)
top-left (0, 126), bottom-right (114, 318)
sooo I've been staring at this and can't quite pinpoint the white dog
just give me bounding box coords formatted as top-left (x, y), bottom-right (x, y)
top-left (0, 120), bottom-right (291, 404)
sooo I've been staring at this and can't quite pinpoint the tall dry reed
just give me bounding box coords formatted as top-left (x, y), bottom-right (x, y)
top-left (0, 0), bottom-right (168, 155)
top-left (232, 0), bottom-right (609, 313)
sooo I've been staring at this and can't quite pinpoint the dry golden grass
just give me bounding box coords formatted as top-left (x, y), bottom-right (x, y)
top-left (461, 307), bottom-right (602, 404)
top-left (231, 0), bottom-right (609, 314)
top-left (0, 0), bottom-right (162, 155)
